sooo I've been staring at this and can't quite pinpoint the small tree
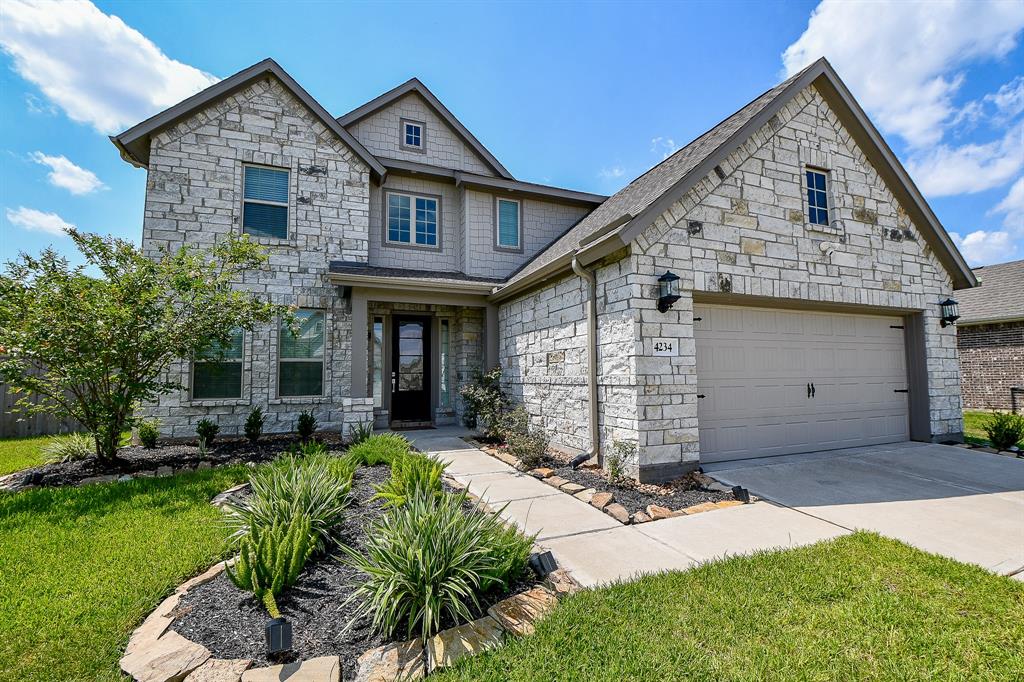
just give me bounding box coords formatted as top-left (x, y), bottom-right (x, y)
top-left (0, 229), bottom-right (288, 464)
top-left (459, 365), bottom-right (507, 440)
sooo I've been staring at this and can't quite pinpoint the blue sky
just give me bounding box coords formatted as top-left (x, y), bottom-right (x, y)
top-left (1, 0), bottom-right (1022, 268)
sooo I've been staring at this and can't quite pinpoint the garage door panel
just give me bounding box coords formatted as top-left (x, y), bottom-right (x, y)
top-left (696, 304), bottom-right (909, 463)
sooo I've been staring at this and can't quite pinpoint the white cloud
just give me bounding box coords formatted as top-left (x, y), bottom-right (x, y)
top-left (907, 122), bottom-right (1024, 196)
top-left (650, 137), bottom-right (679, 159)
top-left (951, 229), bottom-right (1019, 266)
top-left (984, 76), bottom-right (1024, 122)
top-left (30, 152), bottom-right (106, 195)
top-left (5, 206), bottom-right (74, 236)
top-left (783, 0), bottom-right (1024, 149)
top-left (0, 0), bottom-right (218, 134)
top-left (24, 92), bottom-right (56, 116)
top-left (599, 166), bottom-right (625, 180)
top-left (991, 176), bottom-right (1024, 232)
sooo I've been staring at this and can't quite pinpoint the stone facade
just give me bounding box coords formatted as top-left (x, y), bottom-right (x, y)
top-left (958, 322), bottom-right (1024, 411)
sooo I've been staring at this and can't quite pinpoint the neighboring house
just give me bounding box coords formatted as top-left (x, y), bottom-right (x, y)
top-left (956, 259), bottom-right (1024, 412)
top-left (112, 57), bottom-right (975, 482)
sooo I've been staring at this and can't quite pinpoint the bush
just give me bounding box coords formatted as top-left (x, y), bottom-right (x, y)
top-left (372, 452), bottom-right (447, 507)
top-left (226, 512), bottom-right (314, 617)
top-left (244, 406), bottom-right (265, 444)
top-left (42, 433), bottom-right (95, 464)
top-left (983, 412), bottom-right (1024, 450)
top-left (496, 406), bottom-right (530, 442)
top-left (224, 451), bottom-right (353, 551)
top-left (460, 365), bottom-right (507, 440)
top-left (343, 488), bottom-right (535, 643)
top-left (196, 418), bottom-right (219, 447)
top-left (137, 420), bottom-right (159, 449)
top-left (346, 432), bottom-right (411, 466)
top-left (348, 421), bottom-right (373, 446)
top-left (507, 428), bottom-right (549, 470)
top-left (296, 410), bottom-right (318, 441)
top-left (607, 440), bottom-right (637, 483)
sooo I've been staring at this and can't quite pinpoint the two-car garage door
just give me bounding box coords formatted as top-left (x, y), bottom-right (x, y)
top-left (695, 304), bottom-right (910, 463)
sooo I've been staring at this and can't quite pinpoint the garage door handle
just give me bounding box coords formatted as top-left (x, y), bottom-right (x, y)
top-left (894, 389), bottom-right (909, 393)
top-left (697, 394), bottom-right (706, 399)
top-left (811, 382), bottom-right (815, 398)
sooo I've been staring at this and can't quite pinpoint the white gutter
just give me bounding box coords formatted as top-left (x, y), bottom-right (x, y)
top-left (571, 255), bottom-right (601, 466)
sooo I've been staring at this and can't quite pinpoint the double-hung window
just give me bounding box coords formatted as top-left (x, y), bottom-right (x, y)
top-left (386, 192), bottom-right (438, 247)
top-left (403, 121), bottom-right (423, 149)
top-left (496, 198), bottom-right (521, 250)
top-left (192, 328), bottom-right (243, 399)
top-left (805, 169), bottom-right (830, 226)
top-left (242, 165), bottom-right (289, 239)
top-left (279, 310), bottom-right (324, 397)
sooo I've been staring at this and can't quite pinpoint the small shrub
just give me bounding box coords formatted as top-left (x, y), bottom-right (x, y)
top-left (496, 406), bottom-right (530, 443)
top-left (346, 432), bottom-right (411, 466)
top-left (296, 410), bottom-right (318, 441)
top-left (226, 512), bottom-right (314, 617)
top-left (983, 412), bottom-right (1024, 450)
top-left (42, 433), bottom-right (95, 464)
top-left (606, 440), bottom-right (637, 483)
top-left (372, 452), bottom-right (447, 507)
top-left (196, 418), bottom-right (219, 447)
top-left (137, 420), bottom-right (159, 449)
top-left (224, 451), bottom-right (353, 550)
top-left (244, 406), bottom-right (265, 444)
top-left (460, 365), bottom-right (508, 440)
top-left (506, 428), bottom-right (549, 470)
top-left (348, 421), bottom-right (374, 446)
top-left (342, 488), bottom-right (535, 643)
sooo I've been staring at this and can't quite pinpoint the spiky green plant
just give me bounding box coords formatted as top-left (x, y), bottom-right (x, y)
top-left (372, 452), bottom-right (447, 507)
top-left (226, 512), bottom-right (314, 617)
top-left (348, 421), bottom-right (374, 446)
top-left (346, 432), bottom-right (410, 466)
top-left (296, 410), bottom-right (317, 441)
top-left (42, 433), bottom-right (95, 464)
top-left (342, 488), bottom-right (535, 643)
top-left (244, 406), bottom-right (265, 444)
top-left (983, 412), bottom-right (1024, 450)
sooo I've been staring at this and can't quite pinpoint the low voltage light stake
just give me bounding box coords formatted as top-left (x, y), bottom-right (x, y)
top-left (266, 617), bottom-right (292, 656)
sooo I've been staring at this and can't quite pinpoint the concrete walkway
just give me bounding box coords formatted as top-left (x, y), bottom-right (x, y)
top-left (406, 427), bottom-right (845, 587)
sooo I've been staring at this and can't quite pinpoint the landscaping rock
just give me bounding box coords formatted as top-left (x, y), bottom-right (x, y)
top-left (529, 467), bottom-right (555, 479)
top-left (124, 593), bottom-right (180, 657)
top-left (156, 466), bottom-right (174, 477)
top-left (682, 501), bottom-right (720, 515)
top-left (573, 488), bottom-right (596, 503)
top-left (240, 656), bottom-right (340, 682)
top-left (560, 482), bottom-right (586, 494)
top-left (493, 450), bottom-right (521, 467)
top-left (645, 504), bottom-right (674, 520)
top-left (79, 474), bottom-right (116, 486)
top-left (975, 447), bottom-right (999, 454)
top-left (426, 616), bottom-right (504, 671)
top-left (604, 503), bottom-right (630, 523)
top-left (544, 475), bottom-right (569, 489)
top-left (184, 658), bottom-right (252, 682)
top-left (487, 587), bottom-right (559, 637)
top-left (354, 641), bottom-right (424, 682)
top-left (120, 630), bottom-right (211, 682)
top-left (211, 483), bottom-right (251, 509)
top-left (714, 500), bottom-right (745, 509)
top-left (590, 491), bottom-right (614, 510)
top-left (118, 474), bottom-right (134, 482)
top-left (543, 568), bottom-right (580, 596)
top-left (632, 511), bottom-right (652, 524)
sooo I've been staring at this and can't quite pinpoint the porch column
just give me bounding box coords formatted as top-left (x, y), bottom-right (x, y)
top-left (350, 288), bottom-right (368, 398)
top-left (485, 303), bottom-right (499, 370)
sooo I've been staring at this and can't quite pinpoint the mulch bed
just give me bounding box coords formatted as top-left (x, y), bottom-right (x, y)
top-left (6, 432), bottom-right (343, 489)
top-left (173, 465), bottom-right (537, 678)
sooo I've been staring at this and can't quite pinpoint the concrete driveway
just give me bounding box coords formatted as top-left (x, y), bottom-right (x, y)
top-left (705, 442), bottom-right (1024, 579)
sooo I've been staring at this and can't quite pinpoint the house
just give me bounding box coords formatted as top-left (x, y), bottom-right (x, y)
top-left (112, 57), bottom-right (975, 482)
top-left (956, 259), bottom-right (1024, 412)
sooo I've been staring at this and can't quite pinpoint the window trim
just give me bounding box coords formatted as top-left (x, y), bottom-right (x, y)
top-left (494, 196), bottom-right (523, 253)
top-left (382, 189), bottom-right (442, 251)
top-left (804, 166), bottom-right (831, 228)
top-left (241, 163), bottom-right (291, 240)
top-left (399, 118), bottom-right (426, 153)
top-left (277, 309), bottom-right (326, 398)
top-left (190, 329), bottom-right (245, 401)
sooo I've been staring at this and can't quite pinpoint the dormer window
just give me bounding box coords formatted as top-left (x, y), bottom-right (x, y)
top-left (805, 169), bottom-right (830, 226)
top-left (401, 119), bottom-right (424, 151)
top-left (242, 165), bottom-right (289, 239)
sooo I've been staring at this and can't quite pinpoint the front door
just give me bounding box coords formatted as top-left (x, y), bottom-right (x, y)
top-left (391, 316), bottom-right (431, 424)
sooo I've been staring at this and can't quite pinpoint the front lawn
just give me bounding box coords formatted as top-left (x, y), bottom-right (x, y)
top-left (0, 434), bottom-right (66, 476)
top-left (964, 409), bottom-right (993, 445)
top-left (437, 533), bottom-right (1024, 681)
top-left (0, 466), bottom-right (249, 681)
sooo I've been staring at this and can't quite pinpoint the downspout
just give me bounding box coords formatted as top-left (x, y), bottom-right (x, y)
top-left (571, 255), bottom-right (601, 467)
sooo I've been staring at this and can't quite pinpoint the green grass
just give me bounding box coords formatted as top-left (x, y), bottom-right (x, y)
top-left (963, 409), bottom-right (993, 446)
top-left (0, 434), bottom-right (68, 476)
top-left (436, 533), bottom-right (1024, 681)
top-left (0, 466), bottom-right (249, 681)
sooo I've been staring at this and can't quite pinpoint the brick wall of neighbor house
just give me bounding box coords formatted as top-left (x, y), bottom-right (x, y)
top-left (369, 176), bottom-right (461, 271)
top-left (140, 76), bottom-right (373, 437)
top-left (348, 92), bottom-right (495, 175)
top-left (958, 322), bottom-right (1024, 411)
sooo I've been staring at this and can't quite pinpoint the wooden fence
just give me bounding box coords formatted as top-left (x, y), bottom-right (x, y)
top-left (0, 366), bottom-right (83, 438)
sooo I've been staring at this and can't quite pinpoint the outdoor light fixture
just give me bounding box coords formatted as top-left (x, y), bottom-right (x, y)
top-left (265, 617), bottom-right (293, 656)
top-left (529, 550), bottom-right (559, 578)
top-left (731, 486), bottom-right (751, 504)
top-left (657, 271), bottom-right (681, 312)
top-left (938, 298), bottom-right (960, 327)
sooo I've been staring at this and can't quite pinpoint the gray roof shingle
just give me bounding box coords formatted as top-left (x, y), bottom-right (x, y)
top-left (957, 259), bottom-right (1024, 324)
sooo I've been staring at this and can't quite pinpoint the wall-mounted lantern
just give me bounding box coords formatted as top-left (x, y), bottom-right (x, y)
top-left (657, 271), bottom-right (681, 313)
top-left (938, 298), bottom-right (960, 327)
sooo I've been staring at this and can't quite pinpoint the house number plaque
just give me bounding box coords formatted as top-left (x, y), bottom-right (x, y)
top-left (653, 338), bottom-right (677, 356)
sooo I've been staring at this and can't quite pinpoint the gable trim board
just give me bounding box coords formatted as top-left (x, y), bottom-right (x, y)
top-left (491, 57), bottom-right (975, 304)
top-left (338, 77), bottom-right (514, 180)
top-left (111, 58), bottom-right (387, 180)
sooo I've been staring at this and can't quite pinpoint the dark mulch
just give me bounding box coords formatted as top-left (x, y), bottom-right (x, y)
top-left (10, 432), bottom-right (343, 489)
top-left (173, 465), bottom-right (536, 677)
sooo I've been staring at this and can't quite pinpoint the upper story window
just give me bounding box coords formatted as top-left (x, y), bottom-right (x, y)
top-left (401, 119), bottom-right (424, 150)
top-left (192, 328), bottom-right (243, 399)
top-left (805, 169), bottom-right (830, 226)
top-left (496, 198), bottom-right (521, 250)
top-left (386, 191), bottom-right (438, 247)
top-left (243, 165), bottom-right (289, 239)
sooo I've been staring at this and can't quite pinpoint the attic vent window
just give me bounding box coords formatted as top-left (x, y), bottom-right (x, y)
top-left (402, 120), bottom-right (424, 150)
